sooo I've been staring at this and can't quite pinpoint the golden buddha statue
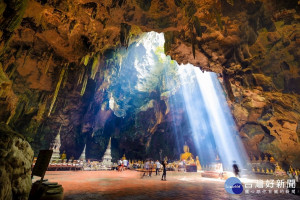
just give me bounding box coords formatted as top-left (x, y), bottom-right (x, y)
top-left (188, 157), bottom-right (195, 165)
top-left (60, 151), bottom-right (67, 160)
top-left (196, 156), bottom-right (202, 170)
top-left (180, 143), bottom-right (193, 161)
top-left (122, 154), bottom-right (126, 160)
top-left (270, 156), bottom-right (276, 163)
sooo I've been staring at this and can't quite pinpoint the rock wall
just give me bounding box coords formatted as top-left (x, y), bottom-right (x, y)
top-left (0, 0), bottom-right (299, 166)
top-left (0, 123), bottom-right (34, 200)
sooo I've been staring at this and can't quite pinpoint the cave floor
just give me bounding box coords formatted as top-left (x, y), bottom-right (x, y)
top-left (36, 171), bottom-right (299, 200)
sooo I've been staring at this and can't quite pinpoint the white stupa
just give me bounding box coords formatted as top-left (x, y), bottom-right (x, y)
top-left (102, 137), bottom-right (112, 167)
top-left (79, 144), bottom-right (86, 161)
top-left (50, 126), bottom-right (62, 162)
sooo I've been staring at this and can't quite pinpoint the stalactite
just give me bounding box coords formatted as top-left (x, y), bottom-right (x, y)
top-left (21, 48), bottom-right (32, 69)
top-left (8, 64), bottom-right (17, 78)
top-left (44, 52), bottom-right (53, 74)
top-left (6, 110), bottom-right (15, 125)
top-left (82, 54), bottom-right (90, 66)
top-left (63, 98), bottom-right (68, 110)
top-left (91, 54), bottom-right (100, 80)
top-left (62, 64), bottom-right (69, 88)
top-left (35, 99), bottom-right (47, 122)
top-left (81, 74), bottom-right (88, 96)
top-left (48, 64), bottom-right (66, 116)
top-left (77, 67), bottom-right (85, 85)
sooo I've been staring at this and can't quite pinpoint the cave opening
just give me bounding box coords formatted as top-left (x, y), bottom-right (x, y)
top-left (98, 31), bottom-right (248, 170)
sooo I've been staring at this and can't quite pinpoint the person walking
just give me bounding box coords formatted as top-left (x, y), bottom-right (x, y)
top-left (161, 160), bottom-right (167, 181)
top-left (155, 160), bottom-right (161, 175)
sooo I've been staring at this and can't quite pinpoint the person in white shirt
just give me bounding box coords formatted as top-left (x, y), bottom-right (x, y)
top-left (155, 160), bottom-right (161, 175)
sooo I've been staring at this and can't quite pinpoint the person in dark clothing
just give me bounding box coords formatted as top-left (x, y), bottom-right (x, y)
top-left (232, 161), bottom-right (240, 178)
top-left (161, 160), bottom-right (167, 181)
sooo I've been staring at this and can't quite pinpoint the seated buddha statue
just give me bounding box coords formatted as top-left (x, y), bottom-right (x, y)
top-left (180, 143), bottom-right (193, 161)
top-left (60, 151), bottom-right (67, 160)
top-left (122, 154), bottom-right (126, 160)
top-left (270, 156), bottom-right (276, 163)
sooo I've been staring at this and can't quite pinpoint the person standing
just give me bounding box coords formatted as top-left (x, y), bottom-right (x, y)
top-left (155, 160), bottom-right (161, 176)
top-left (149, 160), bottom-right (154, 177)
top-left (161, 160), bottom-right (167, 181)
top-left (232, 161), bottom-right (240, 178)
top-left (143, 160), bottom-right (149, 177)
top-left (118, 159), bottom-right (123, 172)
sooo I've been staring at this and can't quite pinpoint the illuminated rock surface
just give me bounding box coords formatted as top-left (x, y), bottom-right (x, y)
top-left (0, 1), bottom-right (300, 197)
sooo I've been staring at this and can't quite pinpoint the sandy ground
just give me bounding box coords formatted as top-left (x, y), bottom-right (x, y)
top-left (33, 170), bottom-right (299, 200)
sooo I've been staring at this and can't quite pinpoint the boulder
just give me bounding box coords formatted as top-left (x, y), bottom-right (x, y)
top-left (0, 123), bottom-right (34, 200)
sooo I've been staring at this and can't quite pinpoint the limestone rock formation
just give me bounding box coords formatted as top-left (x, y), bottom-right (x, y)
top-left (0, 0), bottom-right (299, 168)
top-left (0, 123), bottom-right (34, 200)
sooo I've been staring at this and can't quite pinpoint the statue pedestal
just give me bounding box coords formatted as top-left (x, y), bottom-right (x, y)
top-left (186, 165), bottom-right (197, 172)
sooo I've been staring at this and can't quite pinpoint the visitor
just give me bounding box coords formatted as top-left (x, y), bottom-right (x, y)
top-left (142, 160), bottom-right (150, 177)
top-left (149, 160), bottom-right (154, 177)
top-left (155, 160), bottom-right (161, 175)
top-left (161, 160), bottom-right (167, 181)
top-left (118, 159), bottom-right (123, 172)
top-left (123, 159), bottom-right (128, 169)
top-left (121, 159), bottom-right (124, 171)
top-left (232, 161), bottom-right (240, 178)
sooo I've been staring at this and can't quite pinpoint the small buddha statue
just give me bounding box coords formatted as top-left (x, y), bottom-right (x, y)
top-left (275, 162), bottom-right (281, 170)
top-left (60, 151), bottom-right (67, 160)
top-left (257, 167), bottom-right (260, 172)
top-left (270, 169), bottom-right (273, 173)
top-left (122, 154), bottom-right (126, 160)
top-left (264, 155), bottom-right (268, 162)
top-left (252, 167), bottom-right (255, 172)
top-left (270, 156), bottom-right (276, 163)
top-left (196, 156), bottom-right (202, 170)
top-left (258, 155), bottom-right (262, 162)
top-left (266, 168), bottom-right (270, 173)
top-left (188, 157), bottom-right (195, 165)
top-left (180, 143), bottom-right (193, 161)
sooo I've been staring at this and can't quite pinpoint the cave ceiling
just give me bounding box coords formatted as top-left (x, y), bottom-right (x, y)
top-left (0, 0), bottom-right (300, 166)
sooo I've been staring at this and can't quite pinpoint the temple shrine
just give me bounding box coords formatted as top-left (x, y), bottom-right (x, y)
top-left (101, 137), bottom-right (112, 168)
top-left (79, 145), bottom-right (86, 161)
top-left (49, 131), bottom-right (61, 163)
